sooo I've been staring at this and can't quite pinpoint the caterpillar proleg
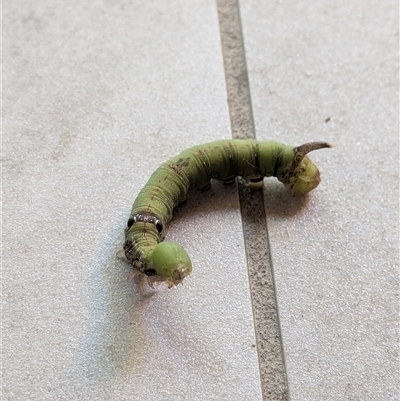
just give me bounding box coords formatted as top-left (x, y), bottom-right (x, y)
top-left (123, 139), bottom-right (332, 288)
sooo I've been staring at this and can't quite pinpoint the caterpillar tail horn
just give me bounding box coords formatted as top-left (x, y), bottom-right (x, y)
top-left (282, 142), bottom-right (333, 196)
top-left (293, 142), bottom-right (333, 161)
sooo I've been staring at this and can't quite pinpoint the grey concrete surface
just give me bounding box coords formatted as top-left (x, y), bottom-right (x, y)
top-left (240, 0), bottom-right (399, 400)
top-left (2, 1), bottom-right (262, 400)
top-left (3, 0), bottom-right (399, 401)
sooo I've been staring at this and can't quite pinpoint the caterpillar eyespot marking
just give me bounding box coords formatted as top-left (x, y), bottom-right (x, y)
top-left (123, 139), bottom-right (332, 288)
top-left (127, 216), bottom-right (136, 228)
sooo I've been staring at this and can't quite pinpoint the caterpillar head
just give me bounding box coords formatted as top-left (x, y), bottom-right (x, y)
top-left (124, 215), bottom-right (191, 287)
top-left (280, 142), bottom-right (332, 196)
top-left (147, 241), bottom-right (192, 287)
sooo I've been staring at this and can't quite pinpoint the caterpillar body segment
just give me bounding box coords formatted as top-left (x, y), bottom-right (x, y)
top-left (123, 139), bottom-right (332, 287)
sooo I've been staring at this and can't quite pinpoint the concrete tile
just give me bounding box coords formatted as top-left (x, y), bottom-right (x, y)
top-left (3, 1), bottom-right (262, 400)
top-left (240, 0), bottom-right (398, 400)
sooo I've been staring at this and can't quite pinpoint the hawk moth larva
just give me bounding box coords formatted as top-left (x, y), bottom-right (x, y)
top-left (123, 139), bottom-right (332, 288)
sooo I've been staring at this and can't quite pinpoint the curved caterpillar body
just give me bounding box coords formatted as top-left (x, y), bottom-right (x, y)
top-left (124, 139), bottom-right (331, 287)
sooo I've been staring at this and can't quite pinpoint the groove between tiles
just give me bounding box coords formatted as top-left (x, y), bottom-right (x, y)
top-left (216, 0), bottom-right (289, 400)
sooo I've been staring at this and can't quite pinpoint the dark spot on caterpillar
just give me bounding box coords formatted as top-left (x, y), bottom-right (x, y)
top-left (273, 152), bottom-right (283, 176)
top-left (175, 158), bottom-right (190, 168)
top-left (249, 177), bottom-right (263, 183)
top-left (127, 216), bottom-right (136, 228)
top-left (155, 220), bottom-right (163, 234)
top-left (254, 142), bottom-right (261, 171)
top-left (325, 117), bottom-right (331, 123)
top-left (169, 163), bottom-right (183, 175)
top-left (196, 148), bottom-right (208, 163)
top-left (144, 268), bottom-right (157, 276)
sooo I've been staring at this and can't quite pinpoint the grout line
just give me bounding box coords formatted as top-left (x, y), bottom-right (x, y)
top-left (216, 0), bottom-right (289, 400)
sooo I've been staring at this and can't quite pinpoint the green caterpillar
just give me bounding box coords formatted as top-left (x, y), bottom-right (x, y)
top-left (123, 139), bottom-right (331, 288)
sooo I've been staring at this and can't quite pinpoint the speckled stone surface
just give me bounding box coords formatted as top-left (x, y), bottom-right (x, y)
top-left (3, 0), bottom-right (398, 400)
top-left (240, 0), bottom-right (399, 400)
top-left (2, 1), bottom-right (262, 400)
